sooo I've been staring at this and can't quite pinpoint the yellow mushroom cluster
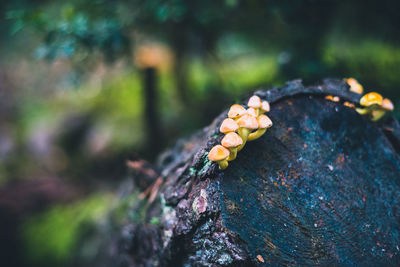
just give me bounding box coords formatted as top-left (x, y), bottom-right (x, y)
top-left (208, 95), bottom-right (273, 170)
top-left (356, 92), bottom-right (394, 121)
top-left (344, 78), bottom-right (394, 121)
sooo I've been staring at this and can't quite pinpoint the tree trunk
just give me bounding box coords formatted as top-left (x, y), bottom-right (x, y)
top-left (143, 67), bottom-right (163, 158)
top-left (110, 79), bottom-right (400, 266)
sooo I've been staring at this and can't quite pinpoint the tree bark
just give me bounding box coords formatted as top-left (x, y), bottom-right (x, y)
top-left (111, 79), bottom-right (400, 266)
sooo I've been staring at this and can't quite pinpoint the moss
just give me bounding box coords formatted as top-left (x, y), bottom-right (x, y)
top-left (112, 192), bottom-right (139, 223)
top-left (189, 167), bottom-right (197, 176)
top-left (129, 199), bottom-right (151, 223)
top-left (202, 152), bottom-right (210, 163)
top-left (198, 153), bottom-right (213, 175)
top-left (211, 133), bottom-right (221, 139)
top-left (150, 217), bottom-right (160, 225)
top-left (20, 193), bottom-right (113, 266)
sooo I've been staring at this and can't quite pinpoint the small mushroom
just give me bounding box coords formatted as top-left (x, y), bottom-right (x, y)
top-left (247, 95), bottom-right (262, 116)
top-left (345, 78), bottom-right (364, 94)
top-left (208, 145), bottom-right (230, 170)
top-left (248, 114), bottom-right (273, 141)
top-left (236, 114), bottom-right (258, 151)
top-left (356, 92), bottom-right (384, 117)
top-left (360, 92), bottom-right (383, 107)
top-left (343, 101), bottom-right (355, 108)
top-left (247, 95), bottom-right (262, 109)
top-left (260, 101), bottom-right (270, 114)
top-left (220, 118), bottom-right (239, 134)
top-left (356, 92), bottom-right (394, 121)
top-left (370, 98), bottom-right (395, 121)
top-left (228, 104), bottom-right (246, 119)
top-left (221, 132), bottom-right (243, 161)
top-left (382, 98), bottom-right (394, 111)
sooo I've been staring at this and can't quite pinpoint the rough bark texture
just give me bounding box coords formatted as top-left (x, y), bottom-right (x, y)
top-left (117, 79), bottom-right (400, 266)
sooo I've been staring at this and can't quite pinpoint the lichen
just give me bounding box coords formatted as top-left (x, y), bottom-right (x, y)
top-left (189, 219), bottom-right (236, 265)
top-left (192, 189), bottom-right (208, 214)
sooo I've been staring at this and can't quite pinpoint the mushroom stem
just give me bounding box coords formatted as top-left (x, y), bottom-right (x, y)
top-left (217, 159), bottom-right (229, 170)
top-left (259, 108), bottom-right (268, 115)
top-left (371, 109), bottom-right (386, 121)
top-left (227, 148), bottom-right (238, 161)
top-left (208, 145), bottom-right (230, 171)
top-left (237, 128), bottom-right (251, 151)
top-left (355, 107), bottom-right (370, 115)
top-left (247, 128), bottom-right (267, 141)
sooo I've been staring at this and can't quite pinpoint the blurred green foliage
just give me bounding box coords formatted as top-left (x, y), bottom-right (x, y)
top-left (324, 39), bottom-right (400, 91)
top-left (21, 193), bottom-right (113, 266)
top-left (6, 2), bottom-right (129, 62)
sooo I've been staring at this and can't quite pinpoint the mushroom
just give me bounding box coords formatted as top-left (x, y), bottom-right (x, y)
top-left (248, 95), bottom-right (262, 108)
top-left (220, 118), bottom-right (239, 134)
top-left (228, 104), bottom-right (246, 119)
top-left (248, 114), bottom-right (273, 141)
top-left (370, 98), bottom-right (395, 121)
top-left (247, 95), bottom-right (262, 116)
top-left (360, 92), bottom-right (383, 107)
top-left (343, 101), bottom-right (355, 108)
top-left (382, 98), bottom-right (394, 111)
top-left (236, 114), bottom-right (258, 151)
top-left (356, 92), bottom-right (394, 121)
top-left (208, 145), bottom-right (230, 170)
top-left (221, 132), bottom-right (243, 161)
top-left (260, 101), bottom-right (270, 114)
top-left (356, 92), bottom-right (383, 116)
top-left (345, 78), bottom-right (364, 94)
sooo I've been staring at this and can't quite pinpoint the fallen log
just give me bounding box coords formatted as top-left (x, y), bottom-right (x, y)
top-left (116, 79), bottom-right (400, 266)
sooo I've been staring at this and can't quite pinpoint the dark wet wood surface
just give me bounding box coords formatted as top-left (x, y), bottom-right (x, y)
top-left (220, 96), bottom-right (400, 265)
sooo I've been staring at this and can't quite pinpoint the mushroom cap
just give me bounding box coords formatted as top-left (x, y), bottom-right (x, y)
top-left (360, 92), bottom-right (383, 107)
top-left (257, 114), bottom-right (273, 129)
top-left (260, 101), bottom-right (270, 112)
top-left (221, 132), bottom-right (243, 148)
top-left (248, 95), bottom-right (262, 108)
top-left (247, 108), bottom-right (258, 117)
top-left (325, 95), bottom-right (334, 101)
top-left (208, 145), bottom-right (230, 161)
top-left (228, 104), bottom-right (246, 119)
top-left (343, 101), bottom-right (355, 108)
top-left (236, 114), bottom-right (258, 129)
top-left (220, 118), bottom-right (239, 134)
top-left (325, 95), bottom-right (340, 102)
top-left (382, 98), bottom-right (394, 111)
top-left (345, 78), bottom-right (364, 94)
